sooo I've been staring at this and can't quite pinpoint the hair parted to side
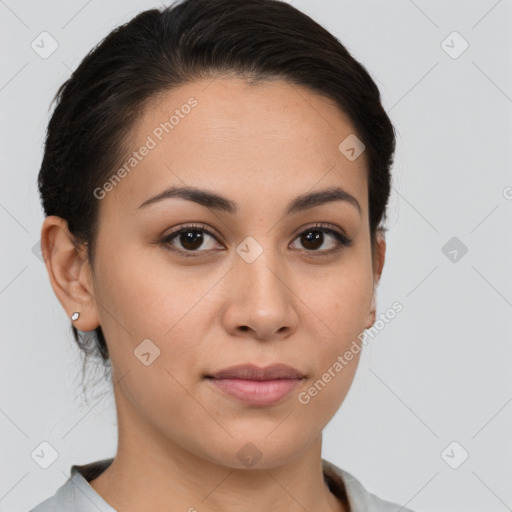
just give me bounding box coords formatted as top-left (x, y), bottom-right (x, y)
top-left (38, 0), bottom-right (396, 377)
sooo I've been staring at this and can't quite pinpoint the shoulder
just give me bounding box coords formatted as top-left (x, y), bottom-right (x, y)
top-left (28, 480), bottom-right (74, 512)
top-left (28, 458), bottom-right (116, 512)
top-left (322, 458), bottom-right (416, 512)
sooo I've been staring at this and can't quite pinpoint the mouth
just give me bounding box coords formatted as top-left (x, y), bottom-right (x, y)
top-left (204, 364), bottom-right (305, 406)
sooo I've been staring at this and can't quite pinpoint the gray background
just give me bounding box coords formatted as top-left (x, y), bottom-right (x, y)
top-left (1, 0), bottom-right (511, 511)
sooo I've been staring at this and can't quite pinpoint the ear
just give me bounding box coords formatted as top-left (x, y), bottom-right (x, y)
top-left (364, 229), bottom-right (386, 330)
top-left (40, 215), bottom-right (100, 332)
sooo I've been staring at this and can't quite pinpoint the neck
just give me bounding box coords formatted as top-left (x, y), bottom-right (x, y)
top-left (89, 384), bottom-right (346, 512)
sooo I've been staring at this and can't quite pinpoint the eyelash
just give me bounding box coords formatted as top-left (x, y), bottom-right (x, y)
top-left (157, 222), bottom-right (352, 258)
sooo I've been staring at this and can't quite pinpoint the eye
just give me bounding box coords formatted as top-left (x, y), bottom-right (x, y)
top-left (158, 223), bottom-right (222, 256)
top-left (290, 223), bottom-right (352, 256)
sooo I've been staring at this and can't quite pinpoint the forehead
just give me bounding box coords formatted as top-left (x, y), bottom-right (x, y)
top-left (140, 76), bottom-right (360, 151)
top-left (103, 76), bottom-right (368, 215)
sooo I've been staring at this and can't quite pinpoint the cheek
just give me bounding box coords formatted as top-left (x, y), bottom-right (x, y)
top-left (306, 256), bottom-right (374, 340)
top-left (92, 242), bottom-right (214, 338)
top-left (91, 251), bottom-right (223, 392)
top-left (294, 270), bottom-right (369, 422)
top-left (114, 360), bottom-right (214, 453)
top-left (298, 351), bottom-right (360, 419)
top-left (298, 250), bottom-right (373, 397)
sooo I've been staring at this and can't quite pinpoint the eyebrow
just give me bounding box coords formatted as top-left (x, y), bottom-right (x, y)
top-left (138, 185), bottom-right (362, 216)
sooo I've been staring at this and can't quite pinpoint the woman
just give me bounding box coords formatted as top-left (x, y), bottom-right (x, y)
top-left (31, 0), bottom-right (413, 510)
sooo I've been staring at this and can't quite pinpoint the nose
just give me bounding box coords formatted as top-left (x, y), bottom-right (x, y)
top-left (221, 246), bottom-right (299, 342)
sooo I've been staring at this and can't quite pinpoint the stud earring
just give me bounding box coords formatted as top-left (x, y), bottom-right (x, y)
top-left (70, 312), bottom-right (80, 321)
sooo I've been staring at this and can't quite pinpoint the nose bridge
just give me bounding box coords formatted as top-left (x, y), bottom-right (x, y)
top-left (235, 234), bottom-right (283, 301)
top-left (222, 234), bottom-right (298, 339)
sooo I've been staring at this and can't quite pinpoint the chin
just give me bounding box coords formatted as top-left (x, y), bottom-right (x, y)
top-left (195, 429), bottom-right (315, 471)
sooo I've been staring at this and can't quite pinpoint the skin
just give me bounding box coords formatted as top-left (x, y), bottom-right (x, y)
top-left (41, 76), bottom-right (386, 512)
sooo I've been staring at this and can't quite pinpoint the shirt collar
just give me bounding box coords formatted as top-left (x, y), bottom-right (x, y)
top-left (68, 457), bottom-right (358, 511)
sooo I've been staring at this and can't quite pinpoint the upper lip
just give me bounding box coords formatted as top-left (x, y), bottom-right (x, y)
top-left (206, 364), bottom-right (305, 380)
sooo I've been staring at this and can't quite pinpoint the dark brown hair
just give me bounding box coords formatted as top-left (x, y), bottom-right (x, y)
top-left (38, 0), bottom-right (396, 376)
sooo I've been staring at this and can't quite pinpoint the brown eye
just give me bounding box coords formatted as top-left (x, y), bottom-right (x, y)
top-left (179, 229), bottom-right (205, 251)
top-left (299, 230), bottom-right (325, 250)
top-left (290, 225), bottom-right (352, 255)
top-left (160, 224), bottom-right (221, 254)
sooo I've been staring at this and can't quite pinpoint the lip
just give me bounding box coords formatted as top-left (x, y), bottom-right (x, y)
top-left (207, 363), bottom-right (304, 380)
top-left (205, 364), bottom-right (305, 406)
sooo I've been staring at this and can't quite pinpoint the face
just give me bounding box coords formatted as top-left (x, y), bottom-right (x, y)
top-left (51, 76), bottom-right (385, 469)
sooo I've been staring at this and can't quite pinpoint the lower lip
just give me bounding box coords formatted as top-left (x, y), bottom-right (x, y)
top-left (207, 378), bottom-right (302, 406)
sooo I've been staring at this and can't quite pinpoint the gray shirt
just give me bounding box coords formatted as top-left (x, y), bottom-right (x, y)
top-left (29, 457), bottom-right (415, 512)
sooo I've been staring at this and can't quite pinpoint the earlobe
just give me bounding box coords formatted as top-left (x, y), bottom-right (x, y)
top-left (40, 215), bottom-right (100, 332)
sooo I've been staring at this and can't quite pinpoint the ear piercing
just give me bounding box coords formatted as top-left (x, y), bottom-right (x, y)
top-left (70, 312), bottom-right (80, 321)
